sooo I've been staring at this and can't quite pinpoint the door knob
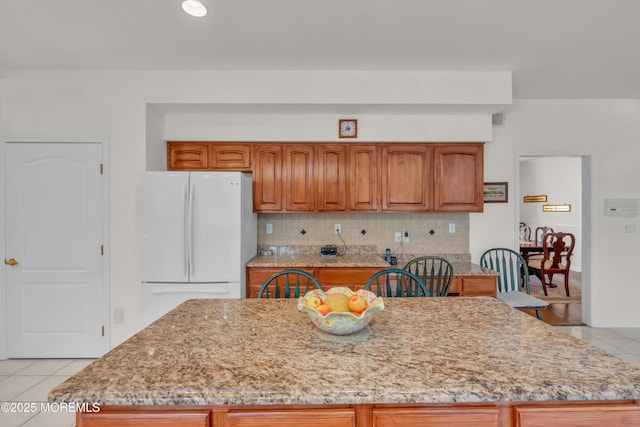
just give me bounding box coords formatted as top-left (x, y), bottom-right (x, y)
top-left (4, 258), bottom-right (19, 266)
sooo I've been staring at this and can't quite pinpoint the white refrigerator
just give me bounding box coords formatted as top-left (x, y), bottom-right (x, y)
top-left (140, 171), bottom-right (256, 328)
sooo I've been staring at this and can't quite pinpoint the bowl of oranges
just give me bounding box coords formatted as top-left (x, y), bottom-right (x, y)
top-left (297, 287), bottom-right (384, 335)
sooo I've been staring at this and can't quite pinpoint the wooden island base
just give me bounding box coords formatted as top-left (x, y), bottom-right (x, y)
top-left (78, 401), bottom-right (640, 427)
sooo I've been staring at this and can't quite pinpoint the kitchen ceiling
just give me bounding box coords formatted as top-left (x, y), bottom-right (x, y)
top-left (1, 0), bottom-right (639, 99)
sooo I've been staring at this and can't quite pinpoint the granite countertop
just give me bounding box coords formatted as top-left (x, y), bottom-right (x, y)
top-left (50, 298), bottom-right (640, 406)
top-left (246, 254), bottom-right (497, 276)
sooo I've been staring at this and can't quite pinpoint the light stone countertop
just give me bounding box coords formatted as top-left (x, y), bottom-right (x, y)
top-left (246, 254), bottom-right (497, 277)
top-left (50, 298), bottom-right (640, 406)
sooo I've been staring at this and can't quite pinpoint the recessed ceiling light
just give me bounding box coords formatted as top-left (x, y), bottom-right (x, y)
top-left (182, 0), bottom-right (207, 17)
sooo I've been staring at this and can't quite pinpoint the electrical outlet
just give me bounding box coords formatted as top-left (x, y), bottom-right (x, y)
top-left (334, 224), bottom-right (341, 234)
top-left (449, 223), bottom-right (456, 233)
top-left (266, 223), bottom-right (273, 234)
top-left (395, 231), bottom-right (402, 242)
top-left (403, 231), bottom-right (410, 242)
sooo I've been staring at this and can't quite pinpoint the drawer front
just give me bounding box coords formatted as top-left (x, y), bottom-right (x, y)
top-left (317, 268), bottom-right (382, 285)
top-left (460, 277), bottom-right (497, 297)
top-left (246, 267), bottom-right (317, 298)
top-left (78, 410), bottom-right (210, 427)
top-left (226, 409), bottom-right (355, 427)
top-left (373, 407), bottom-right (499, 427)
top-left (447, 277), bottom-right (461, 294)
top-left (514, 404), bottom-right (640, 427)
top-left (247, 268), bottom-right (316, 285)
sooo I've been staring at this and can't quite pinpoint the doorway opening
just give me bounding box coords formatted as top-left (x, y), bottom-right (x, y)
top-left (517, 154), bottom-right (591, 326)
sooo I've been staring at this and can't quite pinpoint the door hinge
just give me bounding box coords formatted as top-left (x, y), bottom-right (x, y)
top-left (101, 326), bottom-right (105, 336)
top-left (100, 245), bottom-right (104, 255)
top-left (100, 163), bottom-right (103, 175)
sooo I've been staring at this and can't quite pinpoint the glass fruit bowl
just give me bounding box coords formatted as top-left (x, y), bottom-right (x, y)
top-left (297, 287), bottom-right (384, 335)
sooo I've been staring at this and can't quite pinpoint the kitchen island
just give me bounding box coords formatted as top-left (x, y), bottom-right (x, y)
top-left (50, 298), bottom-right (640, 426)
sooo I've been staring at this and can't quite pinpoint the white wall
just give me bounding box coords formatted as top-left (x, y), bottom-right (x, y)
top-left (2, 71), bottom-right (640, 353)
top-left (471, 99), bottom-right (640, 326)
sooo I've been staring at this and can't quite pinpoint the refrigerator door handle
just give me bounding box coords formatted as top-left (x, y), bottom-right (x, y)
top-left (148, 289), bottom-right (233, 296)
top-left (183, 180), bottom-right (190, 277)
top-left (188, 178), bottom-right (196, 278)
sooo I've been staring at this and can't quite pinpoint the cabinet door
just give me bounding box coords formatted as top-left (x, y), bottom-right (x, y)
top-left (381, 144), bottom-right (432, 211)
top-left (348, 144), bottom-right (379, 211)
top-left (433, 144), bottom-right (484, 212)
top-left (210, 143), bottom-right (251, 170)
top-left (167, 142), bottom-right (209, 170)
top-left (284, 145), bottom-right (315, 211)
top-left (253, 145), bottom-right (283, 211)
top-left (316, 145), bottom-right (347, 211)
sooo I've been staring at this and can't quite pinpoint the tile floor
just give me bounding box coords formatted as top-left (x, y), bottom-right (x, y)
top-left (0, 359), bottom-right (94, 427)
top-left (1, 327), bottom-right (640, 426)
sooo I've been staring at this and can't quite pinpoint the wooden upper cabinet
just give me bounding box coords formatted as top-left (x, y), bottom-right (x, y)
top-left (433, 144), bottom-right (484, 212)
top-left (167, 142), bottom-right (209, 170)
top-left (381, 144), bottom-right (432, 211)
top-left (348, 144), bottom-right (379, 211)
top-left (316, 145), bottom-right (347, 211)
top-left (167, 142), bottom-right (251, 170)
top-left (209, 144), bottom-right (251, 170)
top-left (253, 145), bottom-right (283, 211)
top-left (169, 142), bottom-right (484, 213)
top-left (284, 145), bottom-right (315, 211)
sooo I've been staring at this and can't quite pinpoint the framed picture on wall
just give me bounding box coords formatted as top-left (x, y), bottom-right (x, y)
top-left (483, 182), bottom-right (508, 203)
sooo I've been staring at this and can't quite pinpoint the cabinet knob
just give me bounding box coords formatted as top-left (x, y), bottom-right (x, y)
top-left (5, 258), bottom-right (19, 266)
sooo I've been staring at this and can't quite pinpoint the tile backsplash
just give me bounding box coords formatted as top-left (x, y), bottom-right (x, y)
top-left (257, 212), bottom-right (469, 256)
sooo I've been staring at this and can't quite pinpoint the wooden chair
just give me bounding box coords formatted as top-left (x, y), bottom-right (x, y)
top-left (258, 269), bottom-right (322, 298)
top-left (480, 248), bottom-right (548, 320)
top-left (534, 226), bottom-right (554, 246)
top-left (527, 232), bottom-right (576, 297)
top-left (402, 256), bottom-right (454, 297)
top-left (524, 226), bottom-right (555, 263)
top-left (519, 222), bottom-right (531, 241)
top-left (364, 268), bottom-right (428, 297)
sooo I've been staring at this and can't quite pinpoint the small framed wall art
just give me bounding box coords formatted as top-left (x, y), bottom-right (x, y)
top-left (543, 204), bottom-right (571, 212)
top-left (483, 182), bottom-right (508, 203)
top-left (338, 119), bottom-right (357, 138)
top-left (523, 195), bottom-right (547, 203)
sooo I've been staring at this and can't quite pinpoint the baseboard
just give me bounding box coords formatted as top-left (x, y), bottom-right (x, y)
top-left (589, 320), bottom-right (640, 328)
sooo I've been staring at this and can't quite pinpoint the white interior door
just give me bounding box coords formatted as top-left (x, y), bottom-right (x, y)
top-left (5, 142), bottom-right (108, 357)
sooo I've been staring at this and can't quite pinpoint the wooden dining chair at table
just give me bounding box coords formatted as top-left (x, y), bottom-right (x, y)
top-left (258, 269), bottom-right (322, 298)
top-left (402, 256), bottom-right (454, 297)
top-left (523, 226), bottom-right (555, 263)
top-left (479, 248), bottom-right (548, 320)
top-left (364, 268), bottom-right (428, 297)
top-left (519, 222), bottom-right (531, 242)
top-left (527, 231), bottom-right (576, 297)
top-left (534, 226), bottom-right (554, 246)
